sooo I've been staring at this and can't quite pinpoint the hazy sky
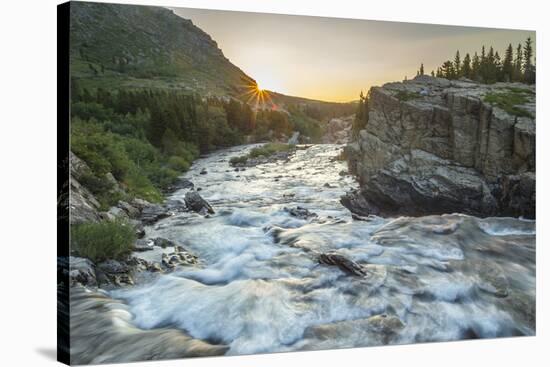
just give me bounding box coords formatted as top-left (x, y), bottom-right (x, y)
top-left (172, 7), bottom-right (535, 102)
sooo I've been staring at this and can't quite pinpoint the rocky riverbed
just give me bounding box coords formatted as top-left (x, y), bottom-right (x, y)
top-left (65, 143), bottom-right (535, 364)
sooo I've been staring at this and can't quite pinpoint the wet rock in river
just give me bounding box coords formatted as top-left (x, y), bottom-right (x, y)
top-left (169, 177), bottom-right (194, 191)
top-left (185, 191), bottom-right (215, 215)
top-left (148, 262), bottom-right (163, 272)
top-left (340, 189), bottom-right (378, 217)
top-left (134, 238), bottom-right (154, 252)
top-left (69, 256), bottom-right (97, 287)
top-left (152, 237), bottom-right (176, 248)
top-left (97, 259), bottom-right (129, 274)
top-left (140, 203), bottom-right (171, 225)
top-left (200, 168), bottom-right (208, 175)
top-left (318, 253), bottom-right (367, 276)
top-left (303, 313), bottom-right (404, 347)
top-left (284, 206), bottom-right (317, 219)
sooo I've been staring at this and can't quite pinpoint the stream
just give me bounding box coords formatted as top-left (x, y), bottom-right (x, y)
top-left (70, 143), bottom-right (536, 364)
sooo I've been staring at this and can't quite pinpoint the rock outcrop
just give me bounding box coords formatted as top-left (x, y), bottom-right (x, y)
top-left (69, 152), bottom-right (102, 224)
top-left (322, 115), bottom-right (354, 144)
top-left (345, 76), bottom-right (535, 218)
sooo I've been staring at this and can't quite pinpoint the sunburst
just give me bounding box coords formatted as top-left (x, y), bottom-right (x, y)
top-left (237, 77), bottom-right (276, 112)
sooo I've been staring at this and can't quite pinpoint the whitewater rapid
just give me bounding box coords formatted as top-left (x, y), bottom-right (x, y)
top-left (71, 144), bottom-right (536, 362)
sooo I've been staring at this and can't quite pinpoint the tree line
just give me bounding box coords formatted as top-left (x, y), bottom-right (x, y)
top-left (417, 37), bottom-right (535, 84)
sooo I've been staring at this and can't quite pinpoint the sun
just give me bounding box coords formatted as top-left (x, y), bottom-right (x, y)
top-left (238, 77), bottom-right (276, 110)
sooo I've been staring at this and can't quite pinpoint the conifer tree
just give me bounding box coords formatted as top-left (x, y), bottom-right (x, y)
top-left (502, 44), bottom-right (514, 82)
top-left (514, 43), bottom-right (523, 82)
top-left (441, 61), bottom-right (454, 79)
top-left (523, 37), bottom-right (535, 84)
top-left (471, 52), bottom-right (481, 81)
top-left (462, 53), bottom-right (472, 79)
top-left (494, 51), bottom-right (503, 82)
top-left (454, 51), bottom-right (462, 78)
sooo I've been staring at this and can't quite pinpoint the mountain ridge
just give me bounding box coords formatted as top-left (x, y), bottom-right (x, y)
top-left (69, 1), bottom-right (351, 108)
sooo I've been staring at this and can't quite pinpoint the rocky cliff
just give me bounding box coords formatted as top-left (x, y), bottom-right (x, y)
top-left (344, 75), bottom-right (535, 218)
top-left (322, 115), bottom-right (354, 144)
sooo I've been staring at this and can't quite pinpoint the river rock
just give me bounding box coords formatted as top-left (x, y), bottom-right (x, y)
top-left (318, 253), bottom-right (367, 276)
top-left (117, 200), bottom-right (140, 218)
top-left (169, 177), bottom-right (194, 191)
top-left (346, 76), bottom-right (535, 218)
top-left (140, 203), bottom-right (171, 225)
top-left (185, 191), bottom-right (215, 214)
top-left (340, 189), bottom-right (377, 217)
top-left (134, 239), bottom-right (154, 252)
top-left (69, 256), bottom-right (97, 287)
top-left (97, 259), bottom-right (129, 274)
top-left (284, 206), bottom-right (318, 219)
top-left (105, 206), bottom-right (129, 221)
top-left (130, 198), bottom-right (151, 211)
top-left (153, 237), bottom-right (176, 248)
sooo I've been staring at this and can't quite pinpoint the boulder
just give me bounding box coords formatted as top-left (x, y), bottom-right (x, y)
top-left (184, 191), bottom-right (215, 215)
top-left (69, 257), bottom-right (97, 287)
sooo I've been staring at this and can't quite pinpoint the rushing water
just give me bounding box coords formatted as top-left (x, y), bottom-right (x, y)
top-left (71, 144), bottom-right (536, 363)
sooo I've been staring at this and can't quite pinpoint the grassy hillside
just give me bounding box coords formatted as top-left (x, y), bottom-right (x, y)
top-left (70, 1), bottom-right (255, 95)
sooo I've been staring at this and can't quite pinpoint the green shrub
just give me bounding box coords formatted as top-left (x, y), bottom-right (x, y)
top-left (145, 165), bottom-right (179, 192)
top-left (484, 91), bottom-right (534, 118)
top-left (229, 155), bottom-right (248, 165)
top-left (125, 166), bottom-right (163, 202)
top-left (249, 143), bottom-right (293, 158)
top-left (167, 156), bottom-right (190, 171)
top-left (71, 220), bottom-right (136, 262)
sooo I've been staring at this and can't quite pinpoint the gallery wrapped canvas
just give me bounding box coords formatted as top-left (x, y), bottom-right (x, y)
top-left (58, 1), bottom-right (536, 365)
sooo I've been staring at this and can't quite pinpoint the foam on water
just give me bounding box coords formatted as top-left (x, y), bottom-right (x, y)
top-left (87, 144), bottom-right (535, 357)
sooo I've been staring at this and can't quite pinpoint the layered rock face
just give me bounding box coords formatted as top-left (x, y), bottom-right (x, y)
top-left (345, 76), bottom-right (535, 218)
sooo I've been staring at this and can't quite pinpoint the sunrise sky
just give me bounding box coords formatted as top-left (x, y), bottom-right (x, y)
top-left (172, 7), bottom-right (535, 102)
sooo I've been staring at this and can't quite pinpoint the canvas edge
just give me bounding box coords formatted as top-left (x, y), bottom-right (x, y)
top-left (57, 1), bottom-right (71, 365)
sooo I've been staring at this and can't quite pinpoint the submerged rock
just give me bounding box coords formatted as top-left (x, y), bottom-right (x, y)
top-left (185, 191), bottom-right (215, 215)
top-left (318, 253), bottom-right (367, 277)
top-left (284, 206), bottom-right (318, 220)
top-left (152, 237), bottom-right (177, 248)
